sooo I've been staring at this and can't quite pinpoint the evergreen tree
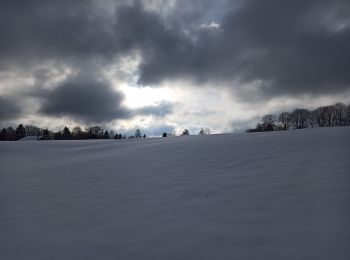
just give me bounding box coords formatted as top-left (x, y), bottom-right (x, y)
top-left (114, 133), bottom-right (123, 139)
top-left (53, 132), bottom-right (62, 140)
top-left (41, 129), bottom-right (51, 140)
top-left (0, 128), bottom-right (7, 141)
top-left (182, 129), bottom-right (190, 135)
top-left (15, 124), bottom-right (26, 140)
top-left (135, 129), bottom-right (142, 138)
top-left (62, 127), bottom-right (71, 139)
top-left (6, 127), bottom-right (16, 140)
top-left (72, 126), bottom-right (83, 139)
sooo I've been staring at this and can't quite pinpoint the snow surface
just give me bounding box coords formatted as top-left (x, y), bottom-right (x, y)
top-left (1, 127), bottom-right (350, 259)
top-left (18, 136), bottom-right (39, 141)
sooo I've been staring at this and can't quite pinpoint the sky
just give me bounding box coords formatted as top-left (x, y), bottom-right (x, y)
top-left (1, 0), bottom-right (350, 135)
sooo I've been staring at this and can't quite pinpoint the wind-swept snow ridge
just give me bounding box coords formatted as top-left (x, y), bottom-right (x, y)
top-left (1, 127), bottom-right (350, 259)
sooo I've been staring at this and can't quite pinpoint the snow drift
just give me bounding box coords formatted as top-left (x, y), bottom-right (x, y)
top-left (1, 127), bottom-right (349, 259)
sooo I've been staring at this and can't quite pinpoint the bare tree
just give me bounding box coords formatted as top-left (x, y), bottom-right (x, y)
top-left (261, 114), bottom-right (276, 131)
top-left (319, 106), bottom-right (333, 127)
top-left (346, 104), bottom-right (350, 125)
top-left (333, 103), bottom-right (347, 126)
top-left (290, 109), bottom-right (310, 129)
top-left (309, 110), bottom-right (318, 128)
top-left (278, 112), bottom-right (291, 130)
top-left (312, 107), bottom-right (323, 127)
top-left (199, 128), bottom-right (211, 135)
top-left (72, 126), bottom-right (83, 138)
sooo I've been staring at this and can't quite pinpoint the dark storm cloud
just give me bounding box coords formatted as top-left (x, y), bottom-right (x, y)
top-left (0, 0), bottom-right (177, 123)
top-left (114, 2), bottom-right (193, 83)
top-left (38, 69), bottom-right (173, 124)
top-left (1, 0), bottom-right (350, 111)
top-left (219, 0), bottom-right (350, 95)
top-left (0, 96), bottom-right (22, 121)
top-left (0, 0), bottom-right (117, 62)
top-left (0, 0), bottom-right (178, 63)
top-left (39, 71), bottom-right (129, 124)
top-left (133, 0), bottom-right (350, 97)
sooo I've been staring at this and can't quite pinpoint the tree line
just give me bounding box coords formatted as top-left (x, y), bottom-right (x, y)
top-left (4, 102), bottom-right (346, 140)
top-left (0, 125), bottom-right (131, 141)
top-left (247, 102), bottom-right (350, 132)
top-left (0, 123), bottom-right (213, 141)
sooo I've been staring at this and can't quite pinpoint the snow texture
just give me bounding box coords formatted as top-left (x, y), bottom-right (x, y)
top-left (1, 127), bottom-right (350, 259)
top-left (18, 136), bottom-right (39, 141)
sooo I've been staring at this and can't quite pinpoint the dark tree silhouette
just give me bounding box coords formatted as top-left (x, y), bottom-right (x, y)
top-left (333, 103), bottom-right (347, 126)
top-left (6, 127), bottom-right (16, 141)
top-left (261, 114), bottom-right (276, 131)
top-left (199, 128), bottom-right (211, 135)
top-left (346, 104), bottom-right (350, 125)
top-left (0, 128), bottom-right (7, 141)
top-left (72, 126), bottom-right (84, 139)
top-left (319, 106), bottom-right (333, 127)
top-left (182, 129), bottom-right (190, 135)
top-left (15, 124), bottom-right (26, 140)
top-left (62, 127), bottom-right (71, 139)
top-left (114, 133), bottom-right (123, 139)
top-left (39, 129), bottom-right (51, 140)
top-left (290, 109), bottom-right (310, 129)
top-left (135, 129), bottom-right (142, 138)
top-left (248, 102), bottom-right (350, 132)
top-left (278, 112), bottom-right (291, 130)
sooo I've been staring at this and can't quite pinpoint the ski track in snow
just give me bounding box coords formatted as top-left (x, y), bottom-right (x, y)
top-left (1, 127), bottom-right (350, 259)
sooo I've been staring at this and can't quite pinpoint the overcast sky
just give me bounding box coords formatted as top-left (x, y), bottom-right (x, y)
top-left (1, 0), bottom-right (350, 135)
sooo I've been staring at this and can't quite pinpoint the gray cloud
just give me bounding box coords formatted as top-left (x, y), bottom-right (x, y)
top-left (221, 0), bottom-right (350, 95)
top-left (1, 0), bottom-right (350, 129)
top-left (37, 68), bottom-right (173, 124)
top-left (0, 0), bottom-right (178, 125)
top-left (135, 101), bottom-right (173, 117)
top-left (0, 96), bottom-right (22, 121)
top-left (131, 0), bottom-right (350, 98)
top-left (0, 0), bottom-right (117, 63)
top-left (39, 71), bottom-right (128, 124)
top-left (2, 0), bottom-right (349, 99)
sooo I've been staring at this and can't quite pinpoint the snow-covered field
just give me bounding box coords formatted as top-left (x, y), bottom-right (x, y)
top-left (1, 127), bottom-right (349, 259)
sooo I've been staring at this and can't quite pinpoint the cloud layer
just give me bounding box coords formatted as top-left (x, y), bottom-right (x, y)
top-left (0, 0), bottom-right (349, 129)
top-left (39, 71), bottom-right (128, 123)
top-left (0, 96), bottom-right (22, 121)
top-left (3, 1), bottom-right (349, 90)
top-left (135, 0), bottom-right (350, 97)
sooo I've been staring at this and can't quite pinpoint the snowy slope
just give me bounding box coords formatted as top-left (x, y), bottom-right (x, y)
top-left (18, 136), bottom-right (39, 141)
top-left (1, 127), bottom-right (349, 259)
